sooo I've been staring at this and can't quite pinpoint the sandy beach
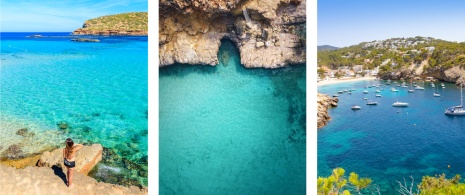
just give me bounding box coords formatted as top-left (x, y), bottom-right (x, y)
top-left (317, 76), bottom-right (377, 87)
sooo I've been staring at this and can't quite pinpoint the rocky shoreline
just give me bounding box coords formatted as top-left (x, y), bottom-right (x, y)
top-left (0, 144), bottom-right (147, 194)
top-left (317, 93), bottom-right (338, 128)
top-left (159, 0), bottom-right (306, 68)
top-left (378, 65), bottom-right (465, 85)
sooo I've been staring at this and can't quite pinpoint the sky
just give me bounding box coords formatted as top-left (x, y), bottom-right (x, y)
top-left (318, 0), bottom-right (465, 48)
top-left (0, 0), bottom-right (147, 32)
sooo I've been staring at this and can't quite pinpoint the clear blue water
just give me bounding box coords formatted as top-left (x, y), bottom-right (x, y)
top-left (318, 80), bottom-right (465, 194)
top-left (0, 32), bottom-right (148, 186)
top-left (159, 40), bottom-right (306, 194)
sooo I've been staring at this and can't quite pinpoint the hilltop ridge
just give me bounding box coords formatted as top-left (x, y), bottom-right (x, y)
top-left (73, 12), bottom-right (148, 36)
top-left (317, 36), bottom-right (465, 83)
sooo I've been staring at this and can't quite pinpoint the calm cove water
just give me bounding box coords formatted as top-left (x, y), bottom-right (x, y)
top-left (0, 32), bottom-right (148, 186)
top-left (159, 40), bottom-right (306, 194)
top-left (318, 80), bottom-right (465, 194)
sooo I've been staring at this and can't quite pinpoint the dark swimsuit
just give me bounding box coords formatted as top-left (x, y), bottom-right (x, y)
top-left (64, 158), bottom-right (76, 168)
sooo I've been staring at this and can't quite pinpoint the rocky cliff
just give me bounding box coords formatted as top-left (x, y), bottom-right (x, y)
top-left (73, 12), bottom-right (148, 36)
top-left (159, 0), bottom-right (306, 68)
top-left (379, 65), bottom-right (465, 85)
top-left (317, 93), bottom-right (338, 128)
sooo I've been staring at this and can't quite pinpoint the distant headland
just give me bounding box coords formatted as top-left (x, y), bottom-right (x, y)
top-left (73, 12), bottom-right (148, 36)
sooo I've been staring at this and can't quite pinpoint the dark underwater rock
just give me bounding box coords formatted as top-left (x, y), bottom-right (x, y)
top-left (1, 144), bottom-right (24, 159)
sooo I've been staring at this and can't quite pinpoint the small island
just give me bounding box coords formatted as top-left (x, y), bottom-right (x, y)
top-left (73, 12), bottom-right (148, 36)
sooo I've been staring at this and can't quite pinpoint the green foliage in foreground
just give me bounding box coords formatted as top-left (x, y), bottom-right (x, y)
top-left (82, 12), bottom-right (148, 31)
top-left (317, 168), bottom-right (372, 195)
top-left (417, 174), bottom-right (465, 195)
top-left (318, 168), bottom-right (465, 195)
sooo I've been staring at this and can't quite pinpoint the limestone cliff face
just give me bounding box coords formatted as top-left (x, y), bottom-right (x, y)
top-left (379, 66), bottom-right (465, 85)
top-left (424, 66), bottom-right (465, 84)
top-left (317, 93), bottom-right (338, 128)
top-left (159, 0), bottom-right (306, 68)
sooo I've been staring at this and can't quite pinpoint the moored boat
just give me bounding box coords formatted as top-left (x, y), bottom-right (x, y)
top-left (392, 102), bottom-right (409, 107)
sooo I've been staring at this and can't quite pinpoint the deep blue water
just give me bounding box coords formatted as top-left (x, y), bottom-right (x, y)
top-left (0, 32), bottom-right (148, 186)
top-left (318, 80), bottom-right (465, 194)
top-left (159, 40), bottom-right (306, 194)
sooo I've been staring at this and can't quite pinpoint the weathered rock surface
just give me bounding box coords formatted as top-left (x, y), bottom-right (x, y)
top-left (1, 144), bottom-right (25, 159)
top-left (380, 65), bottom-right (465, 85)
top-left (37, 144), bottom-right (103, 175)
top-left (0, 164), bottom-right (147, 194)
top-left (317, 93), bottom-right (338, 128)
top-left (379, 68), bottom-right (415, 80)
top-left (424, 66), bottom-right (465, 84)
top-left (159, 0), bottom-right (306, 68)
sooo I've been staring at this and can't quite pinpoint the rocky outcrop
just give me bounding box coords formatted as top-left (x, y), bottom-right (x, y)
top-left (159, 0), bottom-right (306, 68)
top-left (71, 38), bottom-right (100, 42)
top-left (37, 144), bottom-right (103, 175)
top-left (1, 144), bottom-right (25, 159)
top-left (0, 164), bottom-right (147, 194)
top-left (317, 93), bottom-right (338, 128)
top-left (73, 12), bottom-right (148, 36)
top-left (381, 66), bottom-right (465, 85)
top-left (378, 68), bottom-right (415, 80)
top-left (423, 66), bottom-right (465, 84)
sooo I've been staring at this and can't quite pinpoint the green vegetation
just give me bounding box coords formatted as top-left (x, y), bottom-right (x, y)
top-left (317, 36), bottom-right (465, 75)
top-left (417, 174), bottom-right (465, 194)
top-left (80, 12), bottom-right (148, 31)
top-left (317, 168), bottom-right (373, 195)
top-left (318, 168), bottom-right (465, 195)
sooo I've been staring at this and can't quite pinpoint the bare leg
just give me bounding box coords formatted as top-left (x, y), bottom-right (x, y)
top-left (68, 168), bottom-right (75, 188)
top-left (66, 167), bottom-right (69, 186)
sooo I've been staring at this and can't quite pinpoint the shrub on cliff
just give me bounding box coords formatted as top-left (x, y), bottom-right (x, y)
top-left (317, 167), bottom-right (373, 195)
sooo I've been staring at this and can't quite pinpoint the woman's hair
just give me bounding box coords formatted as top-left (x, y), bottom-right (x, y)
top-left (65, 138), bottom-right (74, 159)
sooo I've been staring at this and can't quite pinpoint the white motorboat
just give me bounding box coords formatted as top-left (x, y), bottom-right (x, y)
top-left (391, 87), bottom-right (399, 92)
top-left (363, 97), bottom-right (368, 100)
top-left (445, 78), bottom-right (465, 115)
top-left (333, 94), bottom-right (340, 97)
top-left (375, 90), bottom-right (381, 93)
top-left (338, 91), bottom-right (344, 94)
top-left (408, 89), bottom-right (415, 93)
top-left (415, 86), bottom-right (425, 90)
top-left (375, 94), bottom-right (381, 97)
top-left (351, 105), bottom-right (361, 110)
top-left (392, 102), bottom-right (409, 107)
top-left (363, 90), bottom-right (368, 94)
top-left (366, 100), bottom-right (378, 105)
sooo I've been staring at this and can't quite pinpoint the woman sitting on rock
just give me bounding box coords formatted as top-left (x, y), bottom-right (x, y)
top-left (63, 138), bottom-right (83, 188)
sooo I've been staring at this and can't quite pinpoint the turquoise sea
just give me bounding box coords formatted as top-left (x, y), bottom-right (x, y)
top-left (0, 32), bottom-right (148, 186)
top-left (159, 40), bottom-right (306, 194)
top-left (318, 80), bottom-right (465, 194)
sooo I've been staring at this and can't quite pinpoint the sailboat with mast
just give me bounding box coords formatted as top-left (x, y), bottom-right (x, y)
top-left (433, 84), bottom-right (440, 97)
top-left (445, 77), bottom-right (465, 115)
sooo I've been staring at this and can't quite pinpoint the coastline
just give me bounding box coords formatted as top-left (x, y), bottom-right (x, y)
top-left (0, 164), bottom-right (147, 194)
top-left (317, 76), bottom-right (377, 87)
